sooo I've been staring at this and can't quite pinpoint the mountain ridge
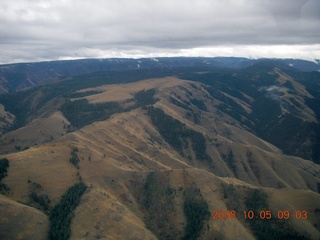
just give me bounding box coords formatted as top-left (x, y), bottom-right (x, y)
top-left (0, 57), bottom-right (319, 94)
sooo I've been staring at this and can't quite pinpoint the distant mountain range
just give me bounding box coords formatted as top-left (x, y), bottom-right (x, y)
top-left (0, 57), bottom-right (319, 94)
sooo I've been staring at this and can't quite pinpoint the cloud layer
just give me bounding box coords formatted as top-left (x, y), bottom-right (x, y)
top-left (0, 0), bottom-right (319, 64)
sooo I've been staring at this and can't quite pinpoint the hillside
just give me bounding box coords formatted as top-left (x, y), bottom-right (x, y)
top-left (0, 58), bottom-right (320, 240)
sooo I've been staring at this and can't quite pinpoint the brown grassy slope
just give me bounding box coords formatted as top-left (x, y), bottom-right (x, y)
top-left (0, 111), bottom-right (70, 154)
top-left (0, 194), bottom-right (49, 240)
top-left (2, 144), bottom-right (79, 205)
top-left (273, 68), bottom-right (316, 122)
top-left (0, 103), bottom-right (15, 136)
top-left (78, 77), bottom-right (190, 104)
top-left (70, 185), bottom-right (158, 240)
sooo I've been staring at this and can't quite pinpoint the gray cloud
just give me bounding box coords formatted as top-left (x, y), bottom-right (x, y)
top-left (0, 0), bottom-right (319, 64)
top-left (259, 85), bottom-right (289, 104)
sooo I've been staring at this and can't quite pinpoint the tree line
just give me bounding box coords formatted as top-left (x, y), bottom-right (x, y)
top-left (0, 158), bottom-right (10, 193)
top-left (49, 182), bottom-right (87, 240)
top-left (147, 106), bottom-right (211, 162)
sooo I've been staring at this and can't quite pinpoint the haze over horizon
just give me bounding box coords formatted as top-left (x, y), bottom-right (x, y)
top-left (0, 0), bottom-right (319, 64)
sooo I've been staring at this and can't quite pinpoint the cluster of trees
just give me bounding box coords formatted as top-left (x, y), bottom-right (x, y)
top-left (169, 96), bottom-right (192, 111)
top-left (49, 182), bottom-right (87, 240)
top-left (245, 189), bottom-right (268, 210)
top-left (27, 180), bottom-right (51, 211)
top-left (169, 96), bottom-right (207, 124)
top-left (205, 86), bottom-right (250, 127)
top-left (0, 158), bottom-right (9, 180)
top-left (138, 171), bottom-right (210, 240)
top-left (0, 158), bottom-right (9, 193)
top-left (69, 90), bottom-right (102, 98)
top-left (220, 183), bottom-right (240, 212)
top-left (147, 106), bottom-right (211, 162)
top-left (30, 191), bottom-right (50, 211)
top-left (69, 147), bottom-right (79, 168)
top-left (61, 88), bottom-right (157, 130)
top-left (136, 171), bottom-right (210, 240)
top-left (191, 131), bottom-right (210, 161)
top-left (133, 88), bottom-right (157, 107)
top-left (190, 98), bottom-right (207, 111)
top-left (61, 99), bottom-right (122, 129)
top-left (305, 97), bottom-right (320, 164)
top-left (221, 150), bottom-right (237, 174)
top-left (140, 171), bottom-right (177, 239)
top-left (0, 90), bottom-right (33, 129)
top-left (183, 187), bottom-right (210, 240)
top-left (147, 106), bottom-right (188, 151)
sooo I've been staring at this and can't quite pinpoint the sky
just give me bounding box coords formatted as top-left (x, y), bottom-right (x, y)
top-left (0, 0), bottom-right (319, 64)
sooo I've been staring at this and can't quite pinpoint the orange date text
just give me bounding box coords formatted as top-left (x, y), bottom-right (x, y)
top-left (212, 210), bottom-right (308, 220)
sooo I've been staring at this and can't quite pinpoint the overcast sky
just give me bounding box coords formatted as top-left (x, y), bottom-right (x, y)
top-left (0, 0), bottom-right (319, 64)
